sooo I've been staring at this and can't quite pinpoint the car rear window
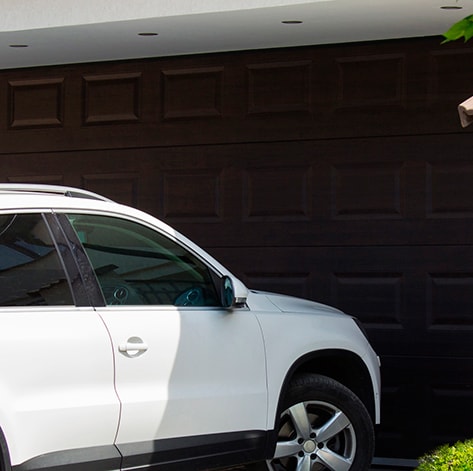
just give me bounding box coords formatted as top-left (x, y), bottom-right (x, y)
top-left (0, 214), bottom-right (74, 306)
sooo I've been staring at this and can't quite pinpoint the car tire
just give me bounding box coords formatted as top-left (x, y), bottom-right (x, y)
top-left (267, 374), bottom-right (374, 471)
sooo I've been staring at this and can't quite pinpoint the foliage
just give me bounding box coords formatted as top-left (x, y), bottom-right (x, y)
top-left (416, 439), bottom-right (473, 471)
top-left (443, 14), bottom-right (473, 42)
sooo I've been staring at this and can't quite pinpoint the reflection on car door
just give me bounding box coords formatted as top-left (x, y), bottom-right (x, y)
top-left (65, 213), bottom-right (268, 467)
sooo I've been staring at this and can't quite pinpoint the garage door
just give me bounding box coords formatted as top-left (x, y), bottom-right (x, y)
top-left (1, 36), bottom-right (473, 459)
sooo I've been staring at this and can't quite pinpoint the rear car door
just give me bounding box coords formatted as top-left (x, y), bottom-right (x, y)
top-left (0, 212), bottom-right (121, 469)
top-left (64, 212), bottom-right (268, 469)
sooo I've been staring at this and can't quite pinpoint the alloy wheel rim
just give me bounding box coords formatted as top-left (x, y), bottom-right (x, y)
top-left (267, 400), bottom-right (356, 471)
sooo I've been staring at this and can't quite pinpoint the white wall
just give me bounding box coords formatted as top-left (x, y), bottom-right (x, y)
top-left (0, 0), bottom-right (318, 31)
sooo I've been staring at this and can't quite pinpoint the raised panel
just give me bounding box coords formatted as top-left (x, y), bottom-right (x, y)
top-left (331, 273), bottom-right (403, 326)
top-left (247, 61), bottom-right (311, 114)
top-left (82, 173), bottom-right (139, 206)
top-left (427, 162), bottom-right (473, 217)
top-left (331, 163), bottom-right (403, 219)
top-left (430, 386), bottom-right (473, 444)
top-left (430, 49), bottom-right (473, 103)
top-left (8, 78), bottom-right (64, 129)
top-left (83, 73), bottom-right (141, 125)
top-left (162, 67), bottom-right (223, 119)
top-left (427, 274), bottom-right (473, 327)
top-left (244, 166), bottom-right (311, 220)
top-left (336, 54), bottom-right (405, 107)
top-left (161, 169), bottom-right (222, 221)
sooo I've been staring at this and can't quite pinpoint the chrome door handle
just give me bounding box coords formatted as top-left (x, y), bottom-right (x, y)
top-left (119, 337), bottom-right (148, 357)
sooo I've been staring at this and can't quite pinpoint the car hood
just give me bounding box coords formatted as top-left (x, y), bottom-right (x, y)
top-left (248, 290), bottom-right (346, 317)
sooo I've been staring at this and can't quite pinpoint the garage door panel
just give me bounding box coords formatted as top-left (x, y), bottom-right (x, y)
top-left (243, 165), bottom-right (312, 221)
top-left (427, 160), bottom-right (473, 218)
top-left (160, 168), bottom-right (224, 221)
top-left (378, 356), bottom-right (473, 458)
top-left (330, 161), bottom-right (405, 220)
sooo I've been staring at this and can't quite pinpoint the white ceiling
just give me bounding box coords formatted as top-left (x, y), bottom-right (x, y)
top-left (0, 0), bottom-right (471, 70)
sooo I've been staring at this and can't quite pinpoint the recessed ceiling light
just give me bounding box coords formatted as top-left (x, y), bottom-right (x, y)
top-left (9, 44), bottom-right (28, 48)
top-left (440, 5), bottom-right (463, 9)
top-left (282, 20), bottom-right (303, 24)
top-left (138, 32), bottom-right (158, 36)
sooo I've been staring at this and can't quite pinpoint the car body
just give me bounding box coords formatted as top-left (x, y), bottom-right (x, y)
top-left (0, 184), bottom-right (381, 471)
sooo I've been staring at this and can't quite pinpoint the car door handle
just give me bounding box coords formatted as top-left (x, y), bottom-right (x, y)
top-left (118, 337), bottom-right (148, 357)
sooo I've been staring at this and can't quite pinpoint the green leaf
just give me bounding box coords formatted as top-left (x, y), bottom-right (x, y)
top-left (464, 22), bottom-right (473, 41)
top-left (443, 14), bottom-right (473, 43)
top-left (416, 438), bottom-right (473, 471)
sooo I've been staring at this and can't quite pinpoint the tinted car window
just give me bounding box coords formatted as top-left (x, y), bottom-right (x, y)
top-left (66, 214), bottom-right (219, 306)
top-left (0, 214), bottom-right (74, 306)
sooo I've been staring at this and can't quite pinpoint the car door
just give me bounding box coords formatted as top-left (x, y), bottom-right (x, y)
top-left (0, 212), bottom-right (120, 469)
top-left (63, 212), bottom-right (268, 468)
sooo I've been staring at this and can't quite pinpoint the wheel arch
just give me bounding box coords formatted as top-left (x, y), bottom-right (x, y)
top-left (0, 427), bottom-right (11, 471)
top-left (274, 349), bottom-right (377, 427)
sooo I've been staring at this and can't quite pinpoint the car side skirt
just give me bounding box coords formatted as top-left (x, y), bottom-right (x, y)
top-left (11, 445), bottom-right (121, 471)
top-left (119, 430), bottom-right (269, 471)
top-left (11, 430), bottom-right (271, 471)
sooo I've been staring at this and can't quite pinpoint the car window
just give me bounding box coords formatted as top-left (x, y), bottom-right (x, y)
top-left (0, 213), bottom-right (74, 306)
top-left (66, 214), bottom-right (220, 306)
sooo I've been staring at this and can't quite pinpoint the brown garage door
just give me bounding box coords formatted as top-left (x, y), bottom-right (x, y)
top-left (1, 37), bottom-right (473, 459)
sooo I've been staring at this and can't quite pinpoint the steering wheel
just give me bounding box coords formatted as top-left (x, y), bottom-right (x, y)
top-left (174, 287), bottom-right (205, 306)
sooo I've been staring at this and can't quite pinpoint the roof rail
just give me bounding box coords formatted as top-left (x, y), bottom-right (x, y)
top-left (0, 184), bottom-right (113, 202)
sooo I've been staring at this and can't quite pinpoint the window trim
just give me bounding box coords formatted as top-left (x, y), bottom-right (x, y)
top-left (51, 212), bottom-right (106, 307)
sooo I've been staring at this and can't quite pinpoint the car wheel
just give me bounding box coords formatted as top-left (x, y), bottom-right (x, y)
top-left (267, 374), bottom-right (374, 471)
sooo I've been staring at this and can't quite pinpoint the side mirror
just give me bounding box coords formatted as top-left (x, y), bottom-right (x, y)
top-left (220, 276), bottom-right (235, 308)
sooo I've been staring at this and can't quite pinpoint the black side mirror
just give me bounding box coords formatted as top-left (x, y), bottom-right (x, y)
top-left (220, 276), bottom-right (235, 308)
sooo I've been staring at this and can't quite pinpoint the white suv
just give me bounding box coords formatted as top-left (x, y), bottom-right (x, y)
top-left (0, 184), bottom-right (380, 471)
